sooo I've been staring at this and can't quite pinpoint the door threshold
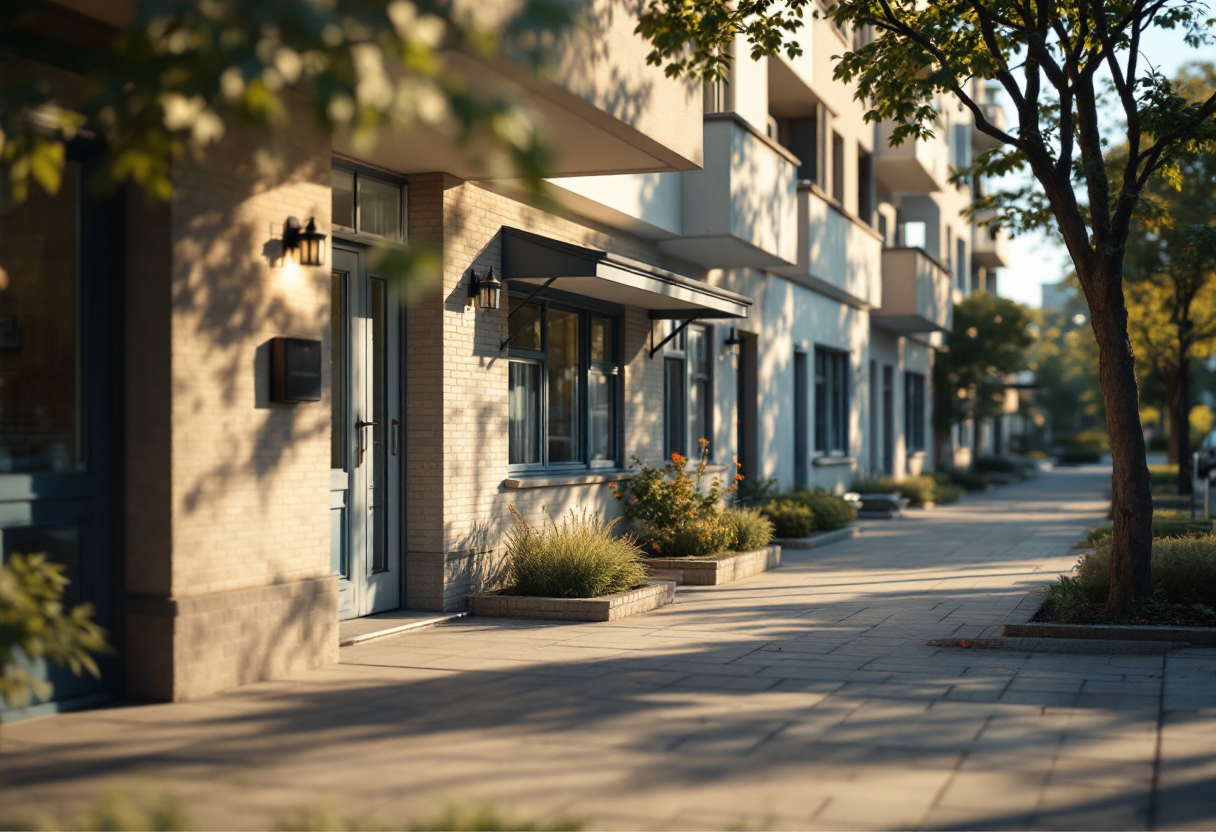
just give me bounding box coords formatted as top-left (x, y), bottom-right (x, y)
top-left (339, 610), bottom-right (468, 647)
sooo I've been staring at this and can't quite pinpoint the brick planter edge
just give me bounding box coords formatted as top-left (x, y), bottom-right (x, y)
top-left (468, 581), bottom-right (675, 622)
top-left (644, 545), bottom-right (781, 586)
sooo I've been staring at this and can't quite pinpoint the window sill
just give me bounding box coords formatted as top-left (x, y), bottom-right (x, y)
top-left (503, 469), bottom-right (635, 490)
top-left (812, 456), bottom-right (856, 467)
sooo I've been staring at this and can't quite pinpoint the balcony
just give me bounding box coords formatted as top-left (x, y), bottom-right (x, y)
top-left (335, 0), bottom-right (703, 179)
top-left (972, 209), bottom-right (1011, 269)
top-left (873, 120), bottom-right (950, 193)
top-left (772, 185), bottom-right (883, 307)
top-left (871, 248), bottom-right (953, 334)
top-left (658, 114), bottom-right (799, 268)
top-left (971, 102), bottom-right (1009, 152)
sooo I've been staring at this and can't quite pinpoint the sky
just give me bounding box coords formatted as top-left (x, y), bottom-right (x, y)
top-left (993, 26), bottom-right (1210, 307)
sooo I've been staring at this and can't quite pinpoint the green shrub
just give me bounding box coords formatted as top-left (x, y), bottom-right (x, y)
top-left (505, 509), bottom-right (647, 598)
top-left (893, 475), bottom-right (937, 505)
top-left (786, 488), bottom-right (857, 530)
top-left (850, 474), bottom-right (896, 494)
top-left (934, 483), bottom-right (964, 504)
top-left (939, 470), bottom-right (990, 491)
top-left (722, 506), bottom-right (774, 551)
top-left (611, 442), bottom-right (739, 557)
top-left (1046, 536), bottom-right (1216, 618)
top-left (761, 499), bottom-right (815, 538)
top-left (851, 474), bottom-right (939, 504)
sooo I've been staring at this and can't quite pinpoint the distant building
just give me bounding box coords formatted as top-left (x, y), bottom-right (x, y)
top-left (1041, 281), bottom-right (1073, 310)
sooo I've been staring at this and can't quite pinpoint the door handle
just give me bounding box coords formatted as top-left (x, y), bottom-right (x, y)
top-left (355, 419), bottom-right (377, 465)
top-left (391, 419), bottom-right (399, 456)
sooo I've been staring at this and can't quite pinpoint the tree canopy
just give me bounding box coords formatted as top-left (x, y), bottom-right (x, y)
top-left (933, 292), bottom-right (1034, 454)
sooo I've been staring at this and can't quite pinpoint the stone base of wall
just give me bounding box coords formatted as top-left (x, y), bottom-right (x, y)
top-left (468, 581), bottom-right (675, 622)
top-left (406, 548), bottom-right (509, 612)
top-left (124, 575), bottom-right (338, 701)
top-left (645, 546), bottom-right (781, 586)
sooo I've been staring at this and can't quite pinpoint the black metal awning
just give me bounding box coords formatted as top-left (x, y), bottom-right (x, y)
top-left (501, 227), bottom-right (751, 320)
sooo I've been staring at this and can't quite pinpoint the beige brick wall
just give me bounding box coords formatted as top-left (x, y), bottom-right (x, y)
top-left (404, 181), bottom-right (670, 609)
top-left (124, 94), bottom-right (337, 699)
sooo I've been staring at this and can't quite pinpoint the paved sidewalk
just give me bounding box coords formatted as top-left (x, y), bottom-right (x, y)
top-left (3, 468), bottom-right (1214, 830)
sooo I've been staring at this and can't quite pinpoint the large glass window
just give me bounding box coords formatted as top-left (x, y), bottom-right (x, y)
top-left (0, 161), bottom-right (82, 474)
top-left (507, 299), bottom-right (620, 470)
top-left (814, 346), bottom-right (850, 454)
top-left (905, 372), bottom-right (926, 452)
top-left (662, 323), bottom-right (713, 459)
top-left (331, 164), bottom-right (405, 241)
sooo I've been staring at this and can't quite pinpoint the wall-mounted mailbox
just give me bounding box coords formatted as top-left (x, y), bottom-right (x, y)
top-left (270, 337), bottom-right (322, 403)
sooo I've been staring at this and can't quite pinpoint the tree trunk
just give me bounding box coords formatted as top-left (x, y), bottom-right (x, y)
top-left (1086, 264), bottom-right (1154, 614)
top-left (972, 417), bottom-right (981, 471)
top-left (1165, 375), bottom-right (1181, 464)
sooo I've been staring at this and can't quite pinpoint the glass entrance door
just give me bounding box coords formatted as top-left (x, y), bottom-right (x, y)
top-left (331, 247), bottom-right (402, 620)
top-left (0, 157), bottom-right (119, 717)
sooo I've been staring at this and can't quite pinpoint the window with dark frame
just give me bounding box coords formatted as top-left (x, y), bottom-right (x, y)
top-left (814, 346), bottom-right (849, 454)
top-left (507, 296), bottom-right (622, 471)
top-left (331, 163), bottom-right (406, 242)
top-left (662, 322), bottom-right (714, 460)
top-left (905, 372), bottom-right (926, 452)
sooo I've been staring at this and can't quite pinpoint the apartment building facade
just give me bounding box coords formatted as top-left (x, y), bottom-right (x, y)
top-left (1, 0), bottom-right (1001, 717)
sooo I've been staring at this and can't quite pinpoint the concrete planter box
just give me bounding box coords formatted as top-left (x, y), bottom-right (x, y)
top-left (774, 527), bottom-right (858, 550)
top-left (644, 545), bottom-right (780, 586)
top-left (468, 581), bottom-right (675, 622)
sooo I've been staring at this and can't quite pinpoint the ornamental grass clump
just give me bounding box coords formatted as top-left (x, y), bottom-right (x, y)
top-left (610, 439), bottom-right (741, 558)
top-left (505, 508), bottom-right (646, 598)
top-left (722, 506), bottom-right (774, 551)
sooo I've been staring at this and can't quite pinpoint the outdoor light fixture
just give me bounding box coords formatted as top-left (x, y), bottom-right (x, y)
top-left (469, 266), bottom-right (502, 310)
top-left (282, 216), bottom-right (327, 267)
top-left (724, 327), bottom-right (743, 356)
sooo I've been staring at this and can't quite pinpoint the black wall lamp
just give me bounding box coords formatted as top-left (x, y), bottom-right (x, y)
top-left (281, 216), bottom-right (327, 267)
top-left (469, 266), bottom-right (502, 310)
top-left (724, 327), bottom-right (743, 356)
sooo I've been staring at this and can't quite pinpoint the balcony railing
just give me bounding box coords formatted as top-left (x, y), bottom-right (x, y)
top-left (659, 113), bottom-right (799, 268)
top-left (772, 184), bottom-right (883, 307)
top-left (871, 248), bottom-right (953, 334)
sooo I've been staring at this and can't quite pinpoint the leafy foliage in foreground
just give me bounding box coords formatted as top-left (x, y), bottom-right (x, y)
top-left (1, 553), bottom-right (109, 709)
top-left (2, 0), bottom-right (572, 203)
top-left (504, 509), bottom-right (646, 599)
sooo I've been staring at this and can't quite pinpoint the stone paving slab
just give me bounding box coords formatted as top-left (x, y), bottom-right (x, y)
top-left (2, 466), bottom-right (1215, 831)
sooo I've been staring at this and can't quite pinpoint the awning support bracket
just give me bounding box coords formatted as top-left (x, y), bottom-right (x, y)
top-left (499, 276), bottom-right (559, 352)
top-left (649, 312), bottom-right (705, 359)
